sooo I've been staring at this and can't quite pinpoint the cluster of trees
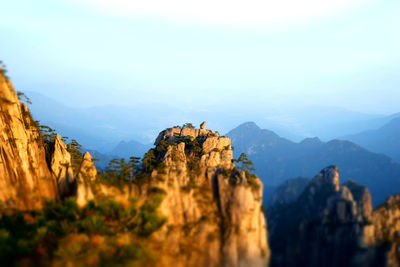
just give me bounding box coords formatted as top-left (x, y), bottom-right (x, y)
top-left (233, 153), bottom-right (259, 190)
top-left (173, 122), bottom-right (195, 129)
top-left (233, 153), bottom-right (255, 173)
top-left (0, 197), bottom-right (166, 265)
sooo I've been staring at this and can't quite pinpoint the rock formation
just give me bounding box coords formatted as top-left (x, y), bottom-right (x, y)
top-left (267, 164), bottom-right (400, 267)
top-left (147, 127), bottom-right (269, 266)
top-left (268, 166), bottom-right (373, 267)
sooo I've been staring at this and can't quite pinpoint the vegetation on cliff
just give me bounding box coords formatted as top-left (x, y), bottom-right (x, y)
top-left (0, 195), bottom-right (166, 266)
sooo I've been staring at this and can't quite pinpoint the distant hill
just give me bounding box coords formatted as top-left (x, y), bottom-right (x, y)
top-left (83, 149), bottom-right (118, 171)
top-left (343, 117), bottom-right (400, 162)
top-left (110, 140), bottom-right (152, 159)
top-left (84, 141), bottom-right (152, 171)
top-left (25, 91), bottom-right (158, 153)
top-left (227, 122), bottom-right (400, 205)
top-left (268, 177), bottom-right (310, 207)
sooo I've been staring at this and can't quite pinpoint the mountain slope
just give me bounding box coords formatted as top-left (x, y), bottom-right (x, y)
top-left (227, 122), bottom-right (400, 205)
top-left (111, 140), bottom-right (151, 159)
top-left (343, 117), bottom-right (400, 162)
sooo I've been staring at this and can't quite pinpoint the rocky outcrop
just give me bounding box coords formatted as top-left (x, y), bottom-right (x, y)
top-left (75, 152), bottom-right (98, 206)
top-left (52, 134), bottom-right (76, 199)
top-left (0, 71), bottom-right (56, 209)
top-left (148, 126), bottom-right (269, 267)
top-left (268, 166), bottom-right (372, 267)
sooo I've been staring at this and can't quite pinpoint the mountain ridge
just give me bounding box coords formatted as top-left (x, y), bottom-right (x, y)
top-left (228, 121), bottom-right (400, 205)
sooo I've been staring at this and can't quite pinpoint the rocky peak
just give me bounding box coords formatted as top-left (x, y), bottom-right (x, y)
top-left (154, 124), bottom-right (217, 146)
top-left (310, 165), bottom-right (340, 192)
top-left (154, 124), bottom-right (233, 171)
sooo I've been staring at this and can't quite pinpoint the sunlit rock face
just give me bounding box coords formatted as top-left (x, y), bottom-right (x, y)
top-left (268, 166), bottom-right (373, 267)
top-left (148, 126), bottom-right (269, 267)
top-left (0, 71), bottom-right (98, 209)
top-left (0, 71), bottom-right (56, 209)
top-left (75, 152), bottom-right (98, 206)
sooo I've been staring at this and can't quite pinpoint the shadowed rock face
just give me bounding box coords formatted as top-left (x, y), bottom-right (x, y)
top-left (268, 166), bottom-right (373, 267)
top-left (267, 165), bottom-right (400, 267)
top-left (269, 177), bottom-right (309, 207)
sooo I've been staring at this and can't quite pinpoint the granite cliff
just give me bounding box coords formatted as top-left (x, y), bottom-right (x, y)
top-left (0, 70), bottom-right (56, 209)
top-left (0, 69), bottom-right (99, 210)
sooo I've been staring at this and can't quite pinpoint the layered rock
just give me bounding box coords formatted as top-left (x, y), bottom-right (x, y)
top-left (148, 126), bottom-right (269, 267)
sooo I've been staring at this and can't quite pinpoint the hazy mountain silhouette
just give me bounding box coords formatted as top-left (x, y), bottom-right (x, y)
top-left (343, 117), bottom-right (400, 162)
top-left (111, 140), bottom-right (152, 159)
top-left (25, 91), bottom-right (398, 148)
top-left (228, 122), bottom-right (400, 205)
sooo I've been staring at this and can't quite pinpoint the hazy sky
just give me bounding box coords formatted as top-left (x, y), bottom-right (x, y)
top-left (1, 0), bottom-right (399, 113)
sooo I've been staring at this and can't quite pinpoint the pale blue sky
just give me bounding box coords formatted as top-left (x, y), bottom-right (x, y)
top-left (1, 0), bottom-right (399, 113)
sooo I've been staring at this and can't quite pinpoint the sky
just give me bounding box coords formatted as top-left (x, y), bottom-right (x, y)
top-left (1, 0), bottom-right (400, 114)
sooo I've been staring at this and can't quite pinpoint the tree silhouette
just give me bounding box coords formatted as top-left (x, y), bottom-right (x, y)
top-left (182, 123), bottom-right (195, 129)
top-left (233, 153), bottom-right (255, 173)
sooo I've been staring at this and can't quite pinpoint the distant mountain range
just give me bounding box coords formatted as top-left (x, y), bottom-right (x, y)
top-left (342, 117), bottom-right (400, 162)
top-left (25, 91), bottom-right (400, 150)
top-left (110, 140), bottom-right (152, 159)
top-left (228, 122), bottom-right (400, 205)
top-left (84, 141), bottom-right (152, 171)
